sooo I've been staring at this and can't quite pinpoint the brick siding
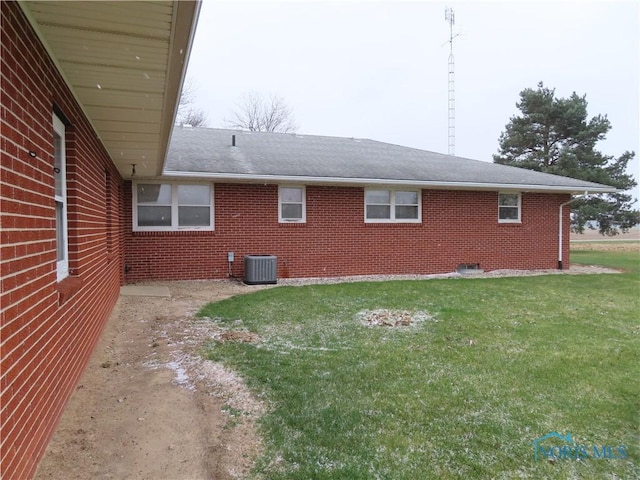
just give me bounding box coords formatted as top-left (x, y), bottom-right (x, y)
top-left (1, 3), bottom-right (124, 478)
top-left (125, 182), bottom-right (571, 281)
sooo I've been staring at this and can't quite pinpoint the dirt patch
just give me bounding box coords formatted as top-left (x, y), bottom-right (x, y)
top-left (35, 280), bottom-right (270, 480)
top-left (356, 309), bottom-right (432, 328)
top-left (216, 331), bottom-right (262, 343)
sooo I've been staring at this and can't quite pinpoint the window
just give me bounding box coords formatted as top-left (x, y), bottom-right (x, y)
top-left (498, 193), bottom-right (521, 222)
top-left (134, 183), bottom-right (213, 231)
top-left (279, 186), bottom-right (306, 223)
top-left (53, 115), bottom-right (68, 281)
top-left (365, 189), bottom-right (421, 222)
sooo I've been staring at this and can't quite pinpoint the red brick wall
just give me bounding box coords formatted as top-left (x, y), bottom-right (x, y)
top-left (125, 182), bottom-right (571, 281)
top-left (1, 4), bottom-right (124, 479)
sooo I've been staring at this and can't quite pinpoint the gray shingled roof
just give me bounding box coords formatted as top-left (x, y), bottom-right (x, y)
top-left (163, 127), bottom-right (616, 193)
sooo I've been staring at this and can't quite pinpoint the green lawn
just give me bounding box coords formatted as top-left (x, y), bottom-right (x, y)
top-left (199, 251), bottom-right (639, 479)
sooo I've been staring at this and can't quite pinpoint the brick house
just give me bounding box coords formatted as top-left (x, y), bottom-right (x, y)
top-left (0, 2), bottom-right (199, 478)
top-left (0, 1), bottom-right (618, 478)
top-left (124, 126), bottom-right (616, 282)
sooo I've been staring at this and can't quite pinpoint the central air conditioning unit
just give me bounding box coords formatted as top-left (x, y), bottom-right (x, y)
top-left (244, 255), bottom-right (277, 285)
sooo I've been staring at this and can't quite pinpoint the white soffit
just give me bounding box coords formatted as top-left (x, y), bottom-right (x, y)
top-left (20, 0), bottom-right (200, 177)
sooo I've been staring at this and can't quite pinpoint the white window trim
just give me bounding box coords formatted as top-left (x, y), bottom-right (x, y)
top-left (133, 182), bottom-right (214, 231)
top-left (278, 185), bottom-right (306, 223)
top-left (364, 188), bottom-right (422, 223)
top-left (498, 192), bottom-right (522, 223)
top-left (53, 114), bottom-right (69, 281)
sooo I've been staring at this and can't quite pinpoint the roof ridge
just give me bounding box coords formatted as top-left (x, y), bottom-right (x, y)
top-left (181, 126), bottom-right (459, 158)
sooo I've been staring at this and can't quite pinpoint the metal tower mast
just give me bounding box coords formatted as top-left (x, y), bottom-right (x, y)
top-left (445, 7), bottom-right (456, 155)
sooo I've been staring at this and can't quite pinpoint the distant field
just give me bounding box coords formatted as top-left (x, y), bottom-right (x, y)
top-left (571, 226), bottom-right (640, 242)
top-left (570, 241), bottom-right (639, 253)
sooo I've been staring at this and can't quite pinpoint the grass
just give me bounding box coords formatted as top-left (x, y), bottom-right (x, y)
top-left (199, 251), bottom-right (639, 479)
top-left (571, 249), bottom-right (639, 272)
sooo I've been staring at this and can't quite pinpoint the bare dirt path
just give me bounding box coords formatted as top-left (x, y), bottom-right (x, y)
top-left (35, 280), bottom-right (270, 480)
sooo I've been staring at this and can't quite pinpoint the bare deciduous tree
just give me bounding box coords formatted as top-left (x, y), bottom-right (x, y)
top-left (225, 92), bottom-right (298, 133)
top-left (179, 78), bottom-right (196, 108)
top-left (176, 78), bottom-right (208, 127)
top-left (180, 108), bottom-right (208, 128)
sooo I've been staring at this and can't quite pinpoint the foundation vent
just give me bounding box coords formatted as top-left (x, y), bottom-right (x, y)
top-left (456, 263), bottom-right (484, 275)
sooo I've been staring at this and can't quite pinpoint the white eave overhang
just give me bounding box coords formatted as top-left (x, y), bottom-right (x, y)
top-left (18, 0), bottom-right (201, 177)
top-left (161, 170), bottom-right (619, 194)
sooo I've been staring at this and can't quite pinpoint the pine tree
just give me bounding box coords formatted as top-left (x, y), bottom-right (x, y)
top-left (494, 82), bottom-right (638, 235)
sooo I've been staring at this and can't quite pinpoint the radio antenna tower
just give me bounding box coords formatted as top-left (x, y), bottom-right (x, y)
top-left (445, 7), bottom-right (457, 155)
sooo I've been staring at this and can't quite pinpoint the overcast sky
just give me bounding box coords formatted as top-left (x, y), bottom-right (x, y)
top-left (185, 0), bottom-right (639, 198)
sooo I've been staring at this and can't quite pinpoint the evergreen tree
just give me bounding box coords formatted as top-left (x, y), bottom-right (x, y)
top-left (494, 82), bottom-right (638, 235)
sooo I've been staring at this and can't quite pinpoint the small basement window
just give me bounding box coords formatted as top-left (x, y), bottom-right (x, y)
top-left (498, 192), bottom-right (521, 223)
top-left (134, 183), bottom-right (213, 231)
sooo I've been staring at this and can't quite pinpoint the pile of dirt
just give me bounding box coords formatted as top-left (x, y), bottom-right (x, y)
top-left (356, 309), bottom-right (432, 328)
top-left (216, 330), bottom-right (262, 343)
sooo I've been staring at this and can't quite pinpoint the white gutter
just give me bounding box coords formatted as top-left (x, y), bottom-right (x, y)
top-left (161, 170), bottom-right (617, 194)
top-left (558, 193), bottom-right (589, 270)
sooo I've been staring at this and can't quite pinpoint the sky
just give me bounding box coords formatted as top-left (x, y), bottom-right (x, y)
top-left (185, 0), bottom-right (640, 199)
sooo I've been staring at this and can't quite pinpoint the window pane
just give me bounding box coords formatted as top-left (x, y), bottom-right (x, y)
top-left (56, 201), bottom-right (65, 261)
top-left (499, 194), bottom-right (519, 207)
top-left (138, 184), bottom-right (171, 204)
top-left (282, 204), bottom-right (303, 219)
top-left (367, 205), bottom-right (391, 219)
top-left (178, 206), bottom-right (210, 226)
top-left (366, 190), bottom-right (390, 204)
top-left (499, 207), bottom-right (519, 220)
top-left (396, 191), bottom-right (418, 205)
top-left (54, 132), bottom-right (63, 197)
top-left (396, 205), bottom-right (419, 219)
top-left (281, 187), bottom-right (302, 203)
top-left (178, 185), bottom-right (210, 205)
top-left (138, 206), bottom-right (171, 226)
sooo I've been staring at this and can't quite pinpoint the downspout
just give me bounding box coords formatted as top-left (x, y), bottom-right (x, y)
top-left (558, 192), bottom-right (588, 270)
